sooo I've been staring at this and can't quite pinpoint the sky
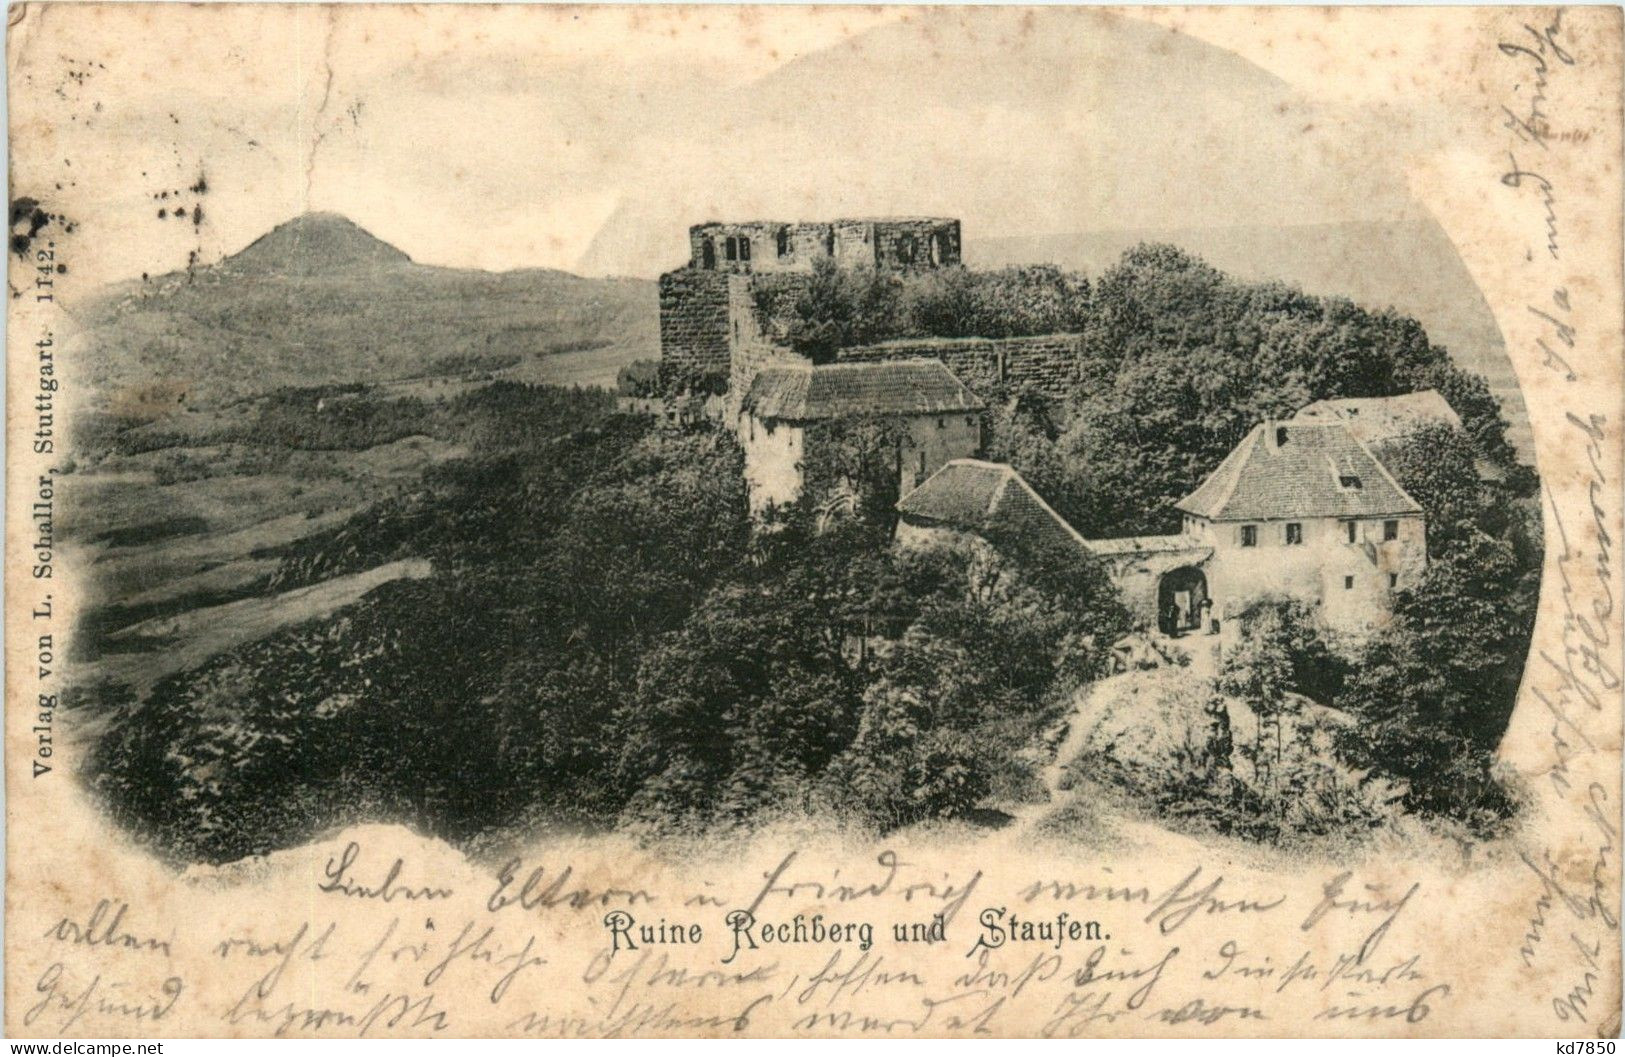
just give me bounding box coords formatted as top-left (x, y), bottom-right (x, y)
top-left (9, 5), bottom-right (1477, 288)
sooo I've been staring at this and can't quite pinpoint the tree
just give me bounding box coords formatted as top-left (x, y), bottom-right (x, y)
top-left (752, 258), bottom-right (905, 361)
top-left (820, 678), bottom-right (991, 830)
top-left (800, 416), bottom-right (911, 533)
top-left (1219, 608), bottom-right (1295, 789)
top-left (1334, 531), bottom-right (1532, 829)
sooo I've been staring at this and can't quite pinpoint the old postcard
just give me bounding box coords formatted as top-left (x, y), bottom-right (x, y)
top-left (5, 3), bottom-right (1621, 1039)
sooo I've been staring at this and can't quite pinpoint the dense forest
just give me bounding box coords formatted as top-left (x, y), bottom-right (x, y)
top-left (85, 245), bottom-right (1540, 862)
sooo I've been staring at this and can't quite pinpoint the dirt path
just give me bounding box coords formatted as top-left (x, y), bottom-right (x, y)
top-left (1002, 654), bottom-right (1221, 844)
top-left (995, 669), bottom-right (1152, 840)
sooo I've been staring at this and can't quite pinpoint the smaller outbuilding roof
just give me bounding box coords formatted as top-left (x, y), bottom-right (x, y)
top-left (744, 359), bottom-right (985, 421)
top-left (1293, 390), bottom-right (1462, 449)
top-left (897, 459), bottom-right (1086, 552)
top-left (1176, 421), bottom-right (1422, 522)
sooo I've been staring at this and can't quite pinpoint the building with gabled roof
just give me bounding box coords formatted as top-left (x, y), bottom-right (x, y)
top-left (741, 360), bottom-right (986, 513)
top-left (1175, 420), bottom-right (1422, 523)
top-left (894, 416), bottom-right (1433, 640)
top-left (1292, 390), bottom-right (1462, 451)
top-left (895, 459), bottom-right (1088, 554)
top-left (896, 460), bottom-right (1218, 629)
top-left (1293, 389), bottom-right (1504, 481)
top-left (1170, 419), bottom-right (1426, 635)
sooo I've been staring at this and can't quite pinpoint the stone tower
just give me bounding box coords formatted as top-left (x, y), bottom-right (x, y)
top-left (657, 217), bottom-right (961, 394)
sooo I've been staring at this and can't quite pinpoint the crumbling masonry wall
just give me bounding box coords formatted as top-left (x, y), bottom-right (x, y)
top-left (658, 268), bottom-right (732, 391)
top-left (727, 275), bottom-right (812, 418)
top-left (834, 334), bottom-right (1085, 402)
top-left (865, 219), bottom-right (962, 271)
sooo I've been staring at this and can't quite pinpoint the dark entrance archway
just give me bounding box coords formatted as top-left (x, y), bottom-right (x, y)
top-left (1158, 565), bottom-right (1208, 636)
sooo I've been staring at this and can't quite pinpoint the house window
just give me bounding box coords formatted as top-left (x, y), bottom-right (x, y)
top-left (1384, 519), bottom-right (1399, 541)
top-left (724, 237), bottom-right (738, 261)
top-left (936, 417), bottom-right (945, 429)
top-left (776, 227), bottom-right (790, 258)
top-left (1344, 575), bottom-right (1355, 590)
top-left (1339, 475), bottom-right (1362, 490)
top-left (1240, 525), bottom-right (1258, 547)
top-left (1389, 573), bottom-right (1399, 589)
top-left (701, 240), bottom-right (716, 268)
top-left (1345, 520), bottom-right (1358, 544)
top-left (917, 451), bottom-right (927, 475)
top-left (739, 236), bottom-right (751, 262)
top-left (1285, 522), bottom-right (1303, 545)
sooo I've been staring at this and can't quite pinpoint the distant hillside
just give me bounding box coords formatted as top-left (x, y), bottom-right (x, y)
top-left (223, 212), bottom-right (413, 275)
top-left (970, 221), bottom-right (1533, 459)
top-left (73, 213), bottom-right (658, 408)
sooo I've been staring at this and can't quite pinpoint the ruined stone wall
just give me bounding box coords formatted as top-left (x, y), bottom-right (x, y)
top-left (657, 268), bottom-right (732, 391)
top-left (726, 275), bottom-right (811, 421)
top-left (689, 222), bottom-right (837, 274)
top-left (835, 334), bottom-right (1085, 401)
top-left (870, 219), bottom-right (962, 269)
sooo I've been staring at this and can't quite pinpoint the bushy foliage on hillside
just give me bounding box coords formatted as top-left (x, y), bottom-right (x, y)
top-left (1051, 246), bottom-right (1522, 536)
top-left (759, 246), bottom-right (1525, 539)
top-left (1200, 427), bottom-right (1539, 839)
top-left (1330, 428), bottom-right (1541, 832)
top-left (751, 259), bottom-right (1092, 361)
top-left (83, 243), bottom-right (1539, 860)
top-left (88, 383), bottom-right (1127, 861)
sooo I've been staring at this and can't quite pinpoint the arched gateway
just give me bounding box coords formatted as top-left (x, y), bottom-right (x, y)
top-left (1158, 565), bottom-right (1209, 636)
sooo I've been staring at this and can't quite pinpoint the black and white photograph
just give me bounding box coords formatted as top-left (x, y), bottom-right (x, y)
top-left (5, 3), bottom-right (1619, 1040)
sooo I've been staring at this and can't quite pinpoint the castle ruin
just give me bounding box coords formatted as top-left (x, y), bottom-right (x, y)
top-left (656, 215), bottom-right (1434, 640)
top-left (657, 215), bottom-right (1082, 407)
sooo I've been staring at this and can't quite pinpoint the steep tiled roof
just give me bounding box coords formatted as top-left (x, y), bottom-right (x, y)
top-left (744, 359), bottom-right (984, 421)
top-left (1176, 421), bottom-right (1422, 521)
top-left (897, 459), bottom-right (1085, 551)
top-left (1293, 390), bottom-right (1462, 448)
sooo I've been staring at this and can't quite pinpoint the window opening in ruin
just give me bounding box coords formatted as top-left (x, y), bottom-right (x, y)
top-left (724, 237), bottom-right (737, 261)
top-left (1389, 573), bottom-right (1399, 589)
top-left (1345, 520), bottom-right (1357, 544)
top-left (1285, 522), bottom-right (1303, 545)
top-left (777, 228), bottom-right (790, 258)
top-left (1384, 519), bottom-right (1399, 541)
top-left (739, 237), bottom-right (751, 262)
top-left (701, 240), bottom-right (716, 268)
top-left (1240, 525), bottom-right (1258, 547)
top-left (1344, 576), bottom-right (1355, 590)
top-left (1339, 475), bottom-right (1362, 490)
top-left (936, 417), bottom-right (945, 429)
